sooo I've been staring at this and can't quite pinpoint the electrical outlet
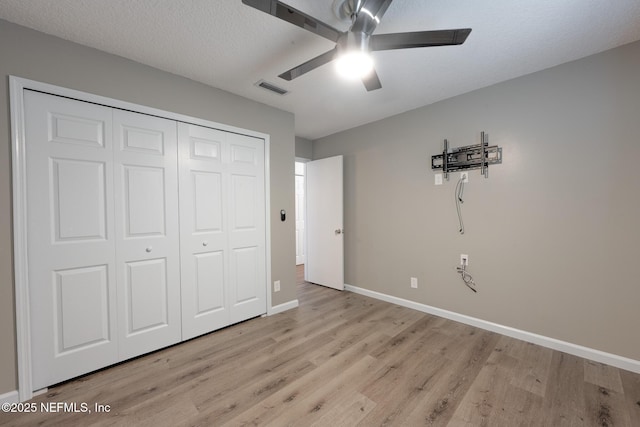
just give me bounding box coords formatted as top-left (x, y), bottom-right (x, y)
top-left (435, 173), bottom-right (443, 185)
top-left (460, 254), bottom-right (469, 266)
top-left (460, 172), bottom-right (469, 183)
top-left (274, 280), bottom-right (281, 292)
top-left (410, 277), bottom-right (418, 289)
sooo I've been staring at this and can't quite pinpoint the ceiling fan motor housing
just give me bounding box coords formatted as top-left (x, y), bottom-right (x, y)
top-left (338, 30), bottom-right (371, 54)
top-left (335, 0), bottom-right (365, 21)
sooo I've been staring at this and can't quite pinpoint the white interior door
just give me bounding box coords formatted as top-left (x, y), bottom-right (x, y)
top-left (113, 110), bottom-right (181, 359)
top-left (25, 91), bottom-right (119, 390)
top-left (305, 155), bottom-right (344, 290)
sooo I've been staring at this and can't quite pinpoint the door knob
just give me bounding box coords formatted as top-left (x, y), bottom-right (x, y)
top-left (335, 229), bottom-right (343, 235)
top-left (145, 246), bottom-right (153, 253)
top-left (203, 241), bottom-right (208, 247)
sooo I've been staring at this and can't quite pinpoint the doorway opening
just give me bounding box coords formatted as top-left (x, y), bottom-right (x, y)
top-left (295, 160), bottom-right (306, 269)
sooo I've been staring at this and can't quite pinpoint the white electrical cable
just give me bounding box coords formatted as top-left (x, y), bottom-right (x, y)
top-left (453, 174), bottom-right (474, 291)
top-left (456, 265), bottom-right (477, 292)
top-left (455, 176), bottom-right (465, 234)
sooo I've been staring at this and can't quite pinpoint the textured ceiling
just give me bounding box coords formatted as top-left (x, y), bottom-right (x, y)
top-left (1, 0), bottom-right (640, 139)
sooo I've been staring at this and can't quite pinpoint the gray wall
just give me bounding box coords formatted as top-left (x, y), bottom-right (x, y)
top-left (295, 136), bottom-right (313, 159)
top-left (314, 40), bottom-right (640, 362)
top-left (0, 20), bottom-right (297, 394)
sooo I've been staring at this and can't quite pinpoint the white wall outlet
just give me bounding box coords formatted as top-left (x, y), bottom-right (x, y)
top-left (410, 277), bottom-right (418, 288)
top-left (460, 254), bottom-right (469, 266)
top-left (435, 173), bottom-right (443, 185)
top-left (460, 172), bottom-right (469, 183)
top-left (274, 280), bottom-right (281, 292)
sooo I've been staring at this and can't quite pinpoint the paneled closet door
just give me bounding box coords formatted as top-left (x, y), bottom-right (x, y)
top-left (179, 124), bottom-right (267, 339)
top-left (227, 132), bottom-right (267, 324)
top-left (179, 124), bottom-right (230, 339)
top-left (25, 91), bottom-right (119, 390)
top-left (113, 110), bottom-right (181, 359)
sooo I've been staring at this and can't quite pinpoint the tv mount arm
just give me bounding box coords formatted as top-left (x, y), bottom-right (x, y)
top-left (431, 132), bottom-right (502, 179)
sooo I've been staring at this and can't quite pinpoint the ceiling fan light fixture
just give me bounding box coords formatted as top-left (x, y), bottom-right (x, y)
top-left (335, 50), bottom-right (374, 79)
top-left (335, 30), bottom-right (373, 80)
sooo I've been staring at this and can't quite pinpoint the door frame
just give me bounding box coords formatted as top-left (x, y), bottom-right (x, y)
top-left (9, 76), bottom-right (273, 402)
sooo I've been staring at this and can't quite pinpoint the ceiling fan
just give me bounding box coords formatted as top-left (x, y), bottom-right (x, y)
top-left (241, 0), bottom-right (472, 91)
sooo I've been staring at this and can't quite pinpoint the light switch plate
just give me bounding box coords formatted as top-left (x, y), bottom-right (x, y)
top-left (435, 173), bottom-right (443, 185)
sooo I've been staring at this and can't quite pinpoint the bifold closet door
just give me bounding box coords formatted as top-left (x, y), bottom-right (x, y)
top-left (226, 132), bottom-right (267, 324)
top-left (25, 91), bottom-right (182, 389)
top-left (178, 124), bottom-right (229, 338)
top-left (113, 110), bottom-right (181, 359)
top-left (179, 123), bottom-right (267, 339)
top-left (25, 91), bottom-right (119, 390)
top-left (23, 89), bottom-right (265, 389)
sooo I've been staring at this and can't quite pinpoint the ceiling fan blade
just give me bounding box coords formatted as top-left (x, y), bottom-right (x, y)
top-left (362, 69), bottom-right (382, 91)
top-left (242, 0), bottom-right (344, 43)
top-left (351, 0), bottom-right (394, 35)
top-left (371, 28), bottom-right (472, 51)
top-left (279, 47), bottom-right (339, 81)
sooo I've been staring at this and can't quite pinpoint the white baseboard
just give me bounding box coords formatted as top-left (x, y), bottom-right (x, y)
top-left (269, 299), bottom-right (299, 315)
top-left (0, 390), bottom-right (19, 405)
top-left (345, 284), bottom-right (640, 374)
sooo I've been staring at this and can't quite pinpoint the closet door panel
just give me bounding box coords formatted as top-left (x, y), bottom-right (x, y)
top-left (231, 246), bottom-right (260, 303)
top-left (114, 110), bottom-right (181, 360)
top-left (179, 124), bottom-right (230, 339)
top-left (193, 171), bottom-right (223, 232)
top-left (52, 158), bottom-right (107, 241)
top-left (230, 174), bottom-right (258, 232)
top-left (123, 165), bottom-right (167, 236)
top-left (227, 133), bottom-right (267, 324)
top-left (125, 258), bottom-right (169, 333)
top-left (194, 251), bottom-right (225, 314)
top-left (55, 266), bottom-right (111, 350)
top-left (25, 91), bottom-right (118, 390)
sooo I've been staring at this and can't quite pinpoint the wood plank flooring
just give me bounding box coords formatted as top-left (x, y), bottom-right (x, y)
top-left (2, 265), bottom-right (640, 426)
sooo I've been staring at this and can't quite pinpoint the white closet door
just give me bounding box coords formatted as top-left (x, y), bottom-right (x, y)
top-left (113, 110), bottom-right (181, 359)
top-left (227, 132), bottom-right (266, 324)
top-left (179, 124), bottom-right (266, 337)
top-left (25, 91), bottom-right (118, 390)
top-left (179, 123), bottom-right (230, 339)
top-left (23, 89), bottom-right (267, 391)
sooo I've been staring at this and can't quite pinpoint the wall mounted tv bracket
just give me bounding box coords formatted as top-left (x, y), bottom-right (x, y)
top-left (431, 132), bottom-right (502, 179)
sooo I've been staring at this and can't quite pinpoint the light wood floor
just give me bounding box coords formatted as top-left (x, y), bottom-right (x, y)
top-left (2, 266), bottom-right (640, 426)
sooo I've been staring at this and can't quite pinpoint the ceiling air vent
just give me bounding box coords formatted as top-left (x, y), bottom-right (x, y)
top-left (255, 80), bottom-right (289, 96)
